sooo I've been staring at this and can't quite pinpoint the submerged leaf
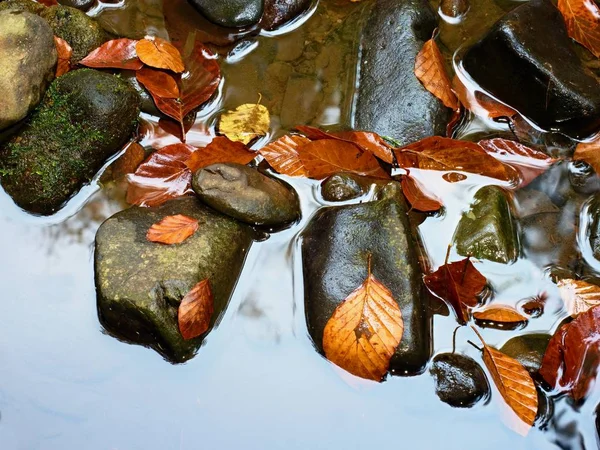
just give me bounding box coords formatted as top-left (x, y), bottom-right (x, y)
top-left (136, 67), bottom-right (180, 99)
top-left (558, 0), bottom-right (600, 58)
top-left (453, 76), bottom-right (517, 119)
top-left (178, 279), bottom-right (214, 340)
top-left (185, 136), bottom-right (257, 172)
top-left (147, 214), bottom-right (199, 245)
top-left (557, 278), bottom-right (600, 316)
top-left (415, 38), bottom-right (459, 110)
top-left (259, 134), bottom-right (310, 177)
top-left (136, 37), bottom-right (185, 72)
top-left (219, 103), bottom-right (271, 145)
top-left (79, 38), bottom-right (143, 70)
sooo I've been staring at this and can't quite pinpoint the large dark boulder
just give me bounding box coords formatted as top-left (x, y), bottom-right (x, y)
top-left (462, 0), bottom-right (600, 140)
top-left (354, 0), bottom-right (449, 146)
top-left (95, 197), bottom-right (255, 363)
top-left (0, 69), bottom-right (140, 215)
top-left (302, 183), bottom-right (432, 375)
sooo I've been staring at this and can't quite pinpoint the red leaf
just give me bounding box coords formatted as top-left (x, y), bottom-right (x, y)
top-left (146, 214), bottom-right (199, 245)
top-left (126, 143), bottom-right (196, 207)
top-left (401, 176), bottom-right (442, 212)
top-left (178, 279), bottom-right (214, 340)
top-left (259, 134), bottom-right (310, 177)
top-left (185, 136), bottom-right (256, 172)
top-left (136, 67), bottom-right (180, 99)
top-left (79, 38), bottom-right (144, 70)
top-left (414, 38), bottom-right (459, 110)
top-left (54, 36), bottom-right (72, 77)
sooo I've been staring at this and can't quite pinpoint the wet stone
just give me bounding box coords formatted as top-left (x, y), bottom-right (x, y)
top-left (500, 333), bottom-right (552, 373)
top-left (57, 0), bottom-right (95, 12)
top-left (354, 0), bottom-right (449, 146)
top-left (187, 0), bottom-right (264, 28)
top-left (321, 173), bottom-right (366, 202)
top-left (302, 183), bottom-right (432, 375)
top-left (0, 9), bottom-right (56, 131)
top-left (588, 194), bottom-right (600, 262)
top-left (430, 353), bottom-right (490, 408)
top-left (454, 186), bottom-right (519, 264)
top-left (95, 197), bottom-right (255, 363)
top-left (261, 0), bottom-right (312, 31)
top-left (462, 0), bottom-right (600, 140)
top-left (192, 163), bottom-right (300, 227)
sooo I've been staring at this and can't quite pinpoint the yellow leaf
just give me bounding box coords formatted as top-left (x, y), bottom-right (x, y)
top-left (558, 278), bottom-right (600, 316)
top-left (219, 103), bottom-right (271, 145)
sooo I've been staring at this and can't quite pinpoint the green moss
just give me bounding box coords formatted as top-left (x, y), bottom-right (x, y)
top-left (0, 0), bottom-right (44, 14)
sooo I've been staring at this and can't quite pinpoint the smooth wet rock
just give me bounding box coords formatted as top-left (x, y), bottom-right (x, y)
top-left (354, 0), bottom-right (449, 146)
top-left (430, 353), bottom-right (490, 408)
top-left (95, 197), bottom-right (254, 363)
top-left (96, 0), bottom-right (169, 40)
top-left (302, 183), bottom-right (432, 375)
top-left (187, 0), bottom-right (264, 28)
top-left (192, 163), bottom-right (300, 227)
top-left (261, 0), bottom-right (312, 31)
top-left (454, 186), bottom-right (519, 264)
top-left (0, 9), bottom-right (56, 131)
top-left (321, 173), bottom-right (368, 202)
top-left (462, 0), bottom-right (600, 140)
top-left (41, 5), bottom-right (107, 62)
top-left (500, 333), bottom-right (552, 373)
top-left (58, 0), bottom-right (94, 11)
top-left (0, 69), bottom-right (140, 214)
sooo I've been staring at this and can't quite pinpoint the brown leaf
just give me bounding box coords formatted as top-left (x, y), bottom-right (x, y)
top-left (414, 38), bottom-right (459, 110)
top-left (158, 116), bottom-right (195, 142)
top-left (401, 176), bottom-right (443, 212)
top-left (395, 136), bottom-right (513, 182)
top-left (443, 172), bottom-right (467, 183)
top-left (573, 137), bottom-right (600, 175)
top-left (136, 37), bottom-right (185, 73)
top-left (178, 279), bottom-right (214, 340)
top-left (558, 0), bottom-right (600, 58)
top-left (126, 143), bottom-right (196, 207)
top-left (322, 257), bottom-right (404, 381)
top-left (107, 142), bottom-right (146, 181)
top-left (424, 256), bottom-right (487, 324)
top-left (473, 305), bottom-right (528, 325)
top-left (474, 329), bottom-right (538, 430)
top-left (54, 36), bottom-right (72, 77)
top-left (136, 67), bottom-right (180, 99)
top-left (185, 136), bottom-right (256, 172)
top-left (259, 134), bottom-right (310, 177)
top-left (299, 139), bottom-right (389, 180)
top-left (557, 279), bottom-right (600, 316)
top-left (453, 75), bottom-right (517, 119)
top-left (146, 214), bottom-right (199, 245)
top-left (540, 304), bottom-right (600, 400)
top-left (518, 293), bottom-right (548, 318)
top-left (79, 38), bottom-right (143, 70)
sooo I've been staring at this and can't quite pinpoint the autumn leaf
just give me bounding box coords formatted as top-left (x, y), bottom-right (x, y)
top-left (415, 38), bottom-right (459, 110)
top-left (424, 254), bottom-right (487, 324)
top-left (178, 279), bottom-right (214, 340)
top-left (322, 256), bottom-right (404, 381)
top-left (219, 103), bottom-right (271, 145)
top-left (136, 67), bottom-right (179, 99)
top-left (518, 293), bottom-right (548, 318)
top-left (558, 0), bottom-right (600, 58)
top-left (473, 305), bottom-right (528, 327)
top-left (299, 139), bottom-right (389, 180)
top-left (54, 36), bottom-right (72, 77)
top-left (401, 176), bottom-right (443, 212)
top-left (453, 75), bottom-right (516, 119)
top-left (147, 214), bottom-right (199, 244)
top-left (104, 142), bottom-right (146, 182)
top-left (473, 328), bottom-right (538, 430)
top-left (573, 136), bottom-right (600, 175)
top-left (185, 136), bottom-right (257, 172)
top-left (136, 37), bottom-right (185, 73)
top-left (126, 143), bottom-right (196, 207)
top-left (540, 304), bottom-right (600, 400)
top-left (557, 279), bottom-right (600, 316)
top-left (259, 134), bottom-right (310, 177)
top-left (79, 38), bottom-right (144, 70)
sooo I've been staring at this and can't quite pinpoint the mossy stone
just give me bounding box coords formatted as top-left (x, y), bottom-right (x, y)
top-left (454, 186), bottom-right (519, 264)
top-left (95, 197), bottom-right (255, 363)
top-left (500, 333), bottom-right (552, 373)
top-left (0, 0), bottom-right (44, 14)
top-left (430, 353), bottom-right (490, 408)
top-left (0, 69), bottom-right (140, 214)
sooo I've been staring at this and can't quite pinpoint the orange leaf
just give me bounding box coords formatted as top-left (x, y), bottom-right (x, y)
top-left (146, 214), bottom-right (199, 245)
top-left (136, 37), bottom-right (185, 73)
top-left (79, 38), bottom-right (143, 70)
top-left (401, 176), bottom-right (442, 212)
top-left (107, 142), bottom-right (146, 181)
top-left (178, 279), bottom-right (214, 340)
top-left (299, 139), bottom-right (389, 180)
top-left (53, 36), bottom-right (72, 77)
top-left (136, 67), bottom-right (180, 99)
top-left (414, 38), bottom-right (459, 110)
top-left (574, 136), bottom-right (600, 175)
top-left (322, 257), bottom-right (404, 381)
top-left (453, 75), bottom-right (516, 119)
top-left (473, 305), bottom-right (528, 325)
top-left (558, 0), bottom-right (600, 58)
top-left (259, 134), bottom-right (310, 177)
top-left (185, 136), bottom-right (256, 172)
top-left (557, 278), bottom-right (600, 316)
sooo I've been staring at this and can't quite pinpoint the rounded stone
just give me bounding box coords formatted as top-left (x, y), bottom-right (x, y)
top-left (500, 333), bottom-right (552, 373)
top-left (187, 0), bottom-right (264, 28)
top-left (430, 353), bottom-right (490, 408)
top-left (321, 173), bottom-right (365, 202)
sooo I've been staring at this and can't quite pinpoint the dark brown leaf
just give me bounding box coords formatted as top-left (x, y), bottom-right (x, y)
top-left (79, 38), bottom-right (143, 70)
top-left (178, 279), bottom-right (214, 340)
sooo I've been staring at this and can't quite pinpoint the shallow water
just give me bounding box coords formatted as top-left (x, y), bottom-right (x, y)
top-left (0, 0), bottom-right (598, 449)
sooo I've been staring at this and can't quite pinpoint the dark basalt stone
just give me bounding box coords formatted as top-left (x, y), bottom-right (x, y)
top-left (302, 183), bottom-right (432, 375)
top-left (261, 0), bottom-right (312, 31)
top-left (500, 333), bottom-right (552, 374)
top-left (320, 173), bottom-right (369, 202)
top-left (430, 353), bottom-right (490, 408)
top-left (354, 0), bottom-right (449, 146)
top-left (187, 0), bottom-right (264, 28)
top-left (462, 0), bottom-right (600, 140)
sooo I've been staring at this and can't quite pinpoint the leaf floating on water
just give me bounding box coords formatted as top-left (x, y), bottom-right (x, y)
top-left (558, 0), bottom-right (600, 58)
top-left (178, 279), bottom-right (214, 340)
top-left (136, 37), bottom-right (185, 73)
top-left (401, 176), bottom-right (443, 212)
top-left (54, 36), bottom-right (72, 77)
top-left (147, 214), bottom-right (199, 245)
top-left (573, 136), bottom-right (600, 175)
top-left (415, 38), bottom-right (459, 110)
top-left (219, 103), bottom-right (271, 145)
top-left (443, 172), bottom-right (467, 183)
top-left (322, 256), bottom-right (404, 381)
top-left (185, 136), bottom-right (256, 172)
top-left (557, 278), bottom-right (600, 316)
top-left (136, 67), bottom-right (180, 99)
top-left (79, 38), bottom-right (144, 70)
top-left (473, 305), bottom-right (528, 327)
top-left (259, 135), bottom-right (310, 177)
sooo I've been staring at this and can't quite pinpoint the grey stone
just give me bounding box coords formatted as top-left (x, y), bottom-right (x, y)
top-left (302, 183), bottom-right (432, 375)
top-left (192, 163), bottom-right (300, 227)
top-left (0, 9), bottom-right (56, 131)
top-left (354, 0), bottom-right (449, 146)
top-left (95, 197), bottom-right (255, 363)
top-left (500, 333), bottom-right (552, 373)
top-left (187, 0), bottom-right (263, 28)
top-left (430, 353), bottom-right (490, 408)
